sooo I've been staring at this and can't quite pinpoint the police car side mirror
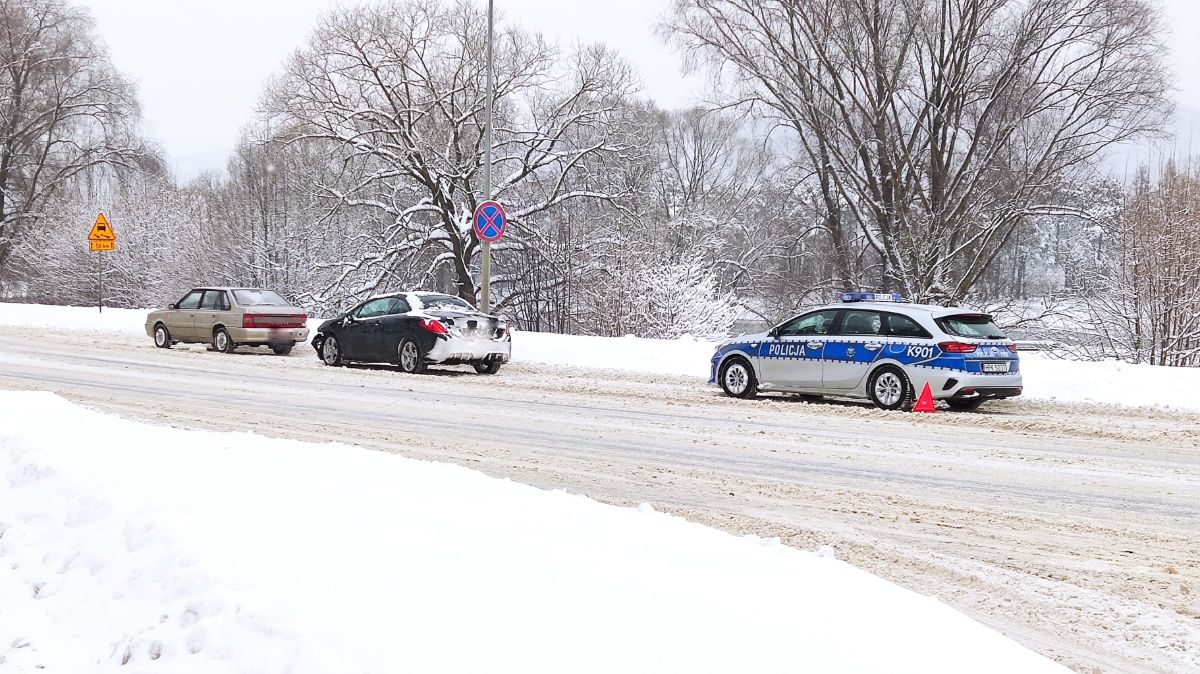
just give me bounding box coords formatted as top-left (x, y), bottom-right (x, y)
top-left (768, 327), bottom-right (780, 339)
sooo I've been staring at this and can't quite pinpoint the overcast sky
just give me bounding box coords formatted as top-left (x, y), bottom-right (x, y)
top-left (79, 0), bottom-right (1200, 181)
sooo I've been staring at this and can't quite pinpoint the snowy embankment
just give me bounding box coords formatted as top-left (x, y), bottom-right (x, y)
top-left (514, 330), bottom-right (1200, 412)
top-left (1, 301), bottom-right (1198, 411)
top-left (0, 391), bottom-right (1069, 673)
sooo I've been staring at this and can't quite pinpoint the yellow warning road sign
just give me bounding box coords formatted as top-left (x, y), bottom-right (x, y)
top-left (88, 213), bottom-right (115, 241)
top-left (89, 240), bottom-right (115, 252)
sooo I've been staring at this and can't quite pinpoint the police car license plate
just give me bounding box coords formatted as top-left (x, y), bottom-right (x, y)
top-left (982, 362), bottom-right (1009, 373)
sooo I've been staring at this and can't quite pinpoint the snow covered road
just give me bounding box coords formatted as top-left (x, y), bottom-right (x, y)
top-left (0, 325), bottom-right (1197, 673)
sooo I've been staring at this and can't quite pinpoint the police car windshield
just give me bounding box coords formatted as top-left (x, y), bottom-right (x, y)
top-left (937, 314), bottom-right (1007, 340)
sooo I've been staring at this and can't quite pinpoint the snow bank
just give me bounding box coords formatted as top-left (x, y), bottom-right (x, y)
top-left (514, 329), bottom-right (716, 377)
top-left (0, 392), bottom-right (1068, 673)
top-left (2, 301), bottom-right (1198, 411)
top-left (0, 302), bottom-right (146, 337)
top-left (1016, 353), bottom-right (1200, 410)
top-left (516, 329), bottom-right (1200, 412)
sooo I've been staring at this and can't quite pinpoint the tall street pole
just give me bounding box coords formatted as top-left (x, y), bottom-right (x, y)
top-left (481, 0), bottom-right (494, 314)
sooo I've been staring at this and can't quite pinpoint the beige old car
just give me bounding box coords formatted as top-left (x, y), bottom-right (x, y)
top-left (145, 287), bottom-right (310, 355)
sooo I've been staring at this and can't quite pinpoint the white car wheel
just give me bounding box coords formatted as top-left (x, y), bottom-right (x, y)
top-left (322, 335), bottom-right (342, 366)
top-left (397, 339), bottom-right (426, 374)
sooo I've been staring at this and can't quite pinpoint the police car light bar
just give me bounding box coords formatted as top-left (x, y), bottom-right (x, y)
top-left (841, 292), bottom-right (907, 303)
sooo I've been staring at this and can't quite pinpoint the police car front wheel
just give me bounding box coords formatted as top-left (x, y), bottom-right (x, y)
top-left (868, 366), bottom-right (912, 411)
top-left (719, 358), bottom-right (758, 399)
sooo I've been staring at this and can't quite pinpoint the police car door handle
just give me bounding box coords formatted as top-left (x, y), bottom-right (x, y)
top-left (864, 342), bottom-right (883, 351)
top-left (806, 341), bottom-right (824, 349)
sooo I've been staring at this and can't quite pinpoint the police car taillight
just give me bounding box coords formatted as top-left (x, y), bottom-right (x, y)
top-left (1007, 343), bottom-right (1018, 353)
top-left (938, 341), bottom-right (977, 354)
top-left (842, 292), bottom-right (906, 303)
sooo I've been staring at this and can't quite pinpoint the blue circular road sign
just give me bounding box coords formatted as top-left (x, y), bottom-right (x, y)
top-left (473, 200), bottom-right (507, 243)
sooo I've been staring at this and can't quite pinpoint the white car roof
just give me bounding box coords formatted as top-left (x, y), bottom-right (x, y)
top-left (827, 302), bottom-right (988, 318)
top-left (364, 290), bottom-right (458, 300)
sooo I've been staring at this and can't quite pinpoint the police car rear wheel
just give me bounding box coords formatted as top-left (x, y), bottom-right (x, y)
top-left (719, 359), bottom-right (757, 399)
top-left (868, 366), bottom-right (912, 411)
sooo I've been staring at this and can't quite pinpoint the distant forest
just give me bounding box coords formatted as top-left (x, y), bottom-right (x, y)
top-left (0, 0), bottom-right (1196, 365)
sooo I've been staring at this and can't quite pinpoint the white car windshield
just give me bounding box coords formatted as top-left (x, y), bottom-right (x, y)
top-left (416, 294), bottom-right (474, 311)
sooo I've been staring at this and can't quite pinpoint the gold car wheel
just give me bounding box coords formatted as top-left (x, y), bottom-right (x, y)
top-left (214, 328), bottom-right (235, 354)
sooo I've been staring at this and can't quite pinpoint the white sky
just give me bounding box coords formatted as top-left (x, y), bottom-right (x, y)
top-left (79, 0), bottom-right (1200, 181)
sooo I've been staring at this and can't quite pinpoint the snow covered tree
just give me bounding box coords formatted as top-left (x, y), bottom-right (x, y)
top-left (665, 0), bottom-right (1172, 303)
top-left (261, 0), bottom-right (641, 307)
top-left (8, 165), bottom-right (217, 308)
top-left (1081, 160), bottom-right (1200, 366)
top-left (0, 0), bottom-right (144, 282)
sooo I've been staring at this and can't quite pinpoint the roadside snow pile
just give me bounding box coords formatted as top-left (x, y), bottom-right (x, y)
top-left (0, 302), bottom-right (146, 337)
top-left (513, 329), bottom-right (1200, 411)
top-left (3, 301), bottom-right (1199, 411)
top-left (514, 329), bottom-right (715, 377)
top-left (1017, 354), bottom-right (1200, 411)
top-left (0, 392), bottom-right (1069, 674)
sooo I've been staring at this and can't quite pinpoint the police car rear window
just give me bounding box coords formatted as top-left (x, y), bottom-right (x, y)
top-left (884, 313), bottom-right (931, 338)
top-left (937, 314), bottom-right (1007, 339)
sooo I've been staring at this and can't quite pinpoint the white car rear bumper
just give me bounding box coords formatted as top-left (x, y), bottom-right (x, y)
top-left (426, 336), bottom-right (511, 364)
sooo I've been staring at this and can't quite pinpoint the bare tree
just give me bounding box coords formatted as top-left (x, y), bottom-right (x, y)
top-left (262, 0), bottom-right (640, 306)
top-left (0, 0), bottom-right (143, 278)
top-left (665, 0), bottom-right (1172, 302)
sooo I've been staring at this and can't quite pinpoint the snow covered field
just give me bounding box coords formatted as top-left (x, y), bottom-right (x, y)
top-left (1, 301), bottom-right (1197, 411)
top-left (0, 391), bottom-right (1071, 673)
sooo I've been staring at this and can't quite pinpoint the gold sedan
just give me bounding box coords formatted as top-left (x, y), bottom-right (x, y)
top-left (145, 287), bottom-right (309, 355)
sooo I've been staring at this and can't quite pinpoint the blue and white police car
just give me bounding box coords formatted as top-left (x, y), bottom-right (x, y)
top-left (710, 293), bottom-right (1022, 411)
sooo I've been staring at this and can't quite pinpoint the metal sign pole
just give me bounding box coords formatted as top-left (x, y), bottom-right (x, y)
top-left (481, 0), bottom-right (494, 314)
top-left (98, 250), bottom-right (103, 313)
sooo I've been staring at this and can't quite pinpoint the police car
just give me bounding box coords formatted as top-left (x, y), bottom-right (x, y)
top-left (710, 293), bottom-right (1022, 411)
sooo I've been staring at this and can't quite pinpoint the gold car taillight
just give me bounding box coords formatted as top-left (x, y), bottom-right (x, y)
top-left (244, 314), bottom-right (306, 329)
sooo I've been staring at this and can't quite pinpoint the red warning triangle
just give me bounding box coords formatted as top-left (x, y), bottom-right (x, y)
top-left (913, 382), bottom-right (936, 413)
